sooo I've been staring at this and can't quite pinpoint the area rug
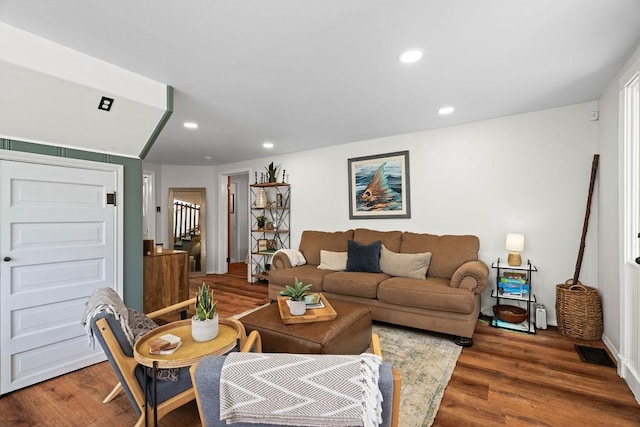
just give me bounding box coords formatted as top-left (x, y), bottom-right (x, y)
top-left (372, 323), bottom-right (461, 427)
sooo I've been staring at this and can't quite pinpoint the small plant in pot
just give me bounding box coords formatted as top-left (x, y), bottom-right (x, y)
top-left (191, 283), bottom-right (218, 342)
top-left (280, 277), bottom-right (312, 315)
top-left (256, 214), bottom-right (267, 229)
top-left (265, 162), bottom-right (279, 183)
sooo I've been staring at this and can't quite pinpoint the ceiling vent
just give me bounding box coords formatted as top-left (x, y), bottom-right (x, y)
top-left (98, 96), bottom-right (114, 111)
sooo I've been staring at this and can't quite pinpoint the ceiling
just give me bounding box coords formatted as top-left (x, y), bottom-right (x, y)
top-left (1, 1), bottom-right (639, 166)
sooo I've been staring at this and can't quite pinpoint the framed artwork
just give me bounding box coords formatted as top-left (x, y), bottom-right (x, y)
top-left (258, 239), bottom-right (268, 252)
top-left (266, 239), bottom-right (277, 251)
top-left (348, 150), bottom-right (411, 219)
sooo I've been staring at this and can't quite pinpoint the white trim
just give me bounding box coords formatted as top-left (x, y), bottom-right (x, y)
top-left (143, 170), bottom-right (157, 241)
top-left (619, 69), bottom-right (640, 404)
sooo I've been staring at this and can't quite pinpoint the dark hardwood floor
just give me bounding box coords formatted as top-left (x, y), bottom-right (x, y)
top-left (1, 272), bottom-right (638, 426)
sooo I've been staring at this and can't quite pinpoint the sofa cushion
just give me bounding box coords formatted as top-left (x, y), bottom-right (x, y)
top-left (299, 230), bottom-right (354, 266)
top-left (400, 233), bottom-right (479, 279)
top-left (346, 240), bottom-right (381, 273)
top-left (354, 228), bottom-right (402, 252)
top-left (318, 250), bottom-right (347, 271)
top-left (377, 277), bottom-right (476, 314)
top-left (323, 271), bottom-right (389, 298)
top-left (379, 245), bottom-right (431, 280)
top-left (267, 265), bottom-right (332, 292)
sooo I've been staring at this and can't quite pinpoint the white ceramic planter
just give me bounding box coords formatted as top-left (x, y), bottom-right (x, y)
top-left (191, 314), bottom-right (219, 342)
top-left (255, 188), bottom-right (268, 208)
top-left (289, 300), bottom-right (307, 316)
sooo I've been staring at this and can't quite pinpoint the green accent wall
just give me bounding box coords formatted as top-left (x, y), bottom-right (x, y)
top-left (0, 138), bottom-right (144, 310)
top-left (140, 86), bottom-right (173, 160)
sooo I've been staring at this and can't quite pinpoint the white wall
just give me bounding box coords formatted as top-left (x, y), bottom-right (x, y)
top-left (212, 102), bottom-right (599, 323)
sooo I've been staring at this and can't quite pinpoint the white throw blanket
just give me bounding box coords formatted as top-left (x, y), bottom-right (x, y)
top-left (274, 248), bottom-right (307, 267)
top-left (81, 287), bottom-right (134, 349)
top-left (220, 353), bottom-right (383, 426)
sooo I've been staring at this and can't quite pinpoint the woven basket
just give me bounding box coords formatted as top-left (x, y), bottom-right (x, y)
top-left (555, 280), bottom-right (603, 340)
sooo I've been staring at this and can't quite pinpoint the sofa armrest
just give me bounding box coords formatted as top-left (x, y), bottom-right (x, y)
top-left (450, 260), bottom-right (489, 294)
top-left (271, 252), bottom-right (292, 270)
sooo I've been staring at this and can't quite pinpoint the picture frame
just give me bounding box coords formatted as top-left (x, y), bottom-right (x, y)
top-left (257, 239), bottom-right (268, 252)
top-left (348, 150), bottom-right (411, 219)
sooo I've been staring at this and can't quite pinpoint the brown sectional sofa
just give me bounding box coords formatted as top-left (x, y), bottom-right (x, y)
top-left (268, 228), bottom-right (489, 346)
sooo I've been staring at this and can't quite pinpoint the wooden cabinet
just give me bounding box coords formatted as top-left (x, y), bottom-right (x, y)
top-left (143, 249), bottom-right (189, 312)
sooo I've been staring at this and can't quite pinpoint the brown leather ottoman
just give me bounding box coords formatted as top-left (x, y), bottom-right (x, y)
top-left (239, 299), bottom-right (372, 354)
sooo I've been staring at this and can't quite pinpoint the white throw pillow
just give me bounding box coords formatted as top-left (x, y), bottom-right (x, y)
top-left (379, 244), bottom-right (431, 279)
top-left (318, 250), bottom-right (348, 271)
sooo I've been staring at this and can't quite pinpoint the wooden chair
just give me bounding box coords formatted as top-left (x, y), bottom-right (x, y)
top-left (189, 333), bottom-right (401, 427)
top-left (90, 297), bottom-right (261, 427)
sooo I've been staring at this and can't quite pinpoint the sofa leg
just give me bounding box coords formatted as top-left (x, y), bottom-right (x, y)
top-left (454, 336), bottom-right (473, 347)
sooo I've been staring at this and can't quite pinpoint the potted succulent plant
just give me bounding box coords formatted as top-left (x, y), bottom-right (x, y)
top-left (256, 214), bottom-right (267, 229)
top-left (265, 162), bottom-right (279, 183)
top-left (280, 277), bottom-right (312, 315)
top-left (191, 283), bottom-right (218, 342)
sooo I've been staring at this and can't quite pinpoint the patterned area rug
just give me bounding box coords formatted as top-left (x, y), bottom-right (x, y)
top-left (373, 323), bottom-right (462, 427)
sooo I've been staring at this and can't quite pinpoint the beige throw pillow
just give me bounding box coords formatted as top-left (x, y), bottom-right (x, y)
top-left (380, 244), bottom-right (431, 279)
top-left (318, 250), bottom-right (348, 271)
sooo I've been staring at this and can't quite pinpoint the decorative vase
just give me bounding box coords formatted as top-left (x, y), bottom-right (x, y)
top-left (191, 314), bottom-right (219, 342)
top-left (288, 300), bottom-right (306, 316)
top-left (255, 188), bottom-right (268, 208)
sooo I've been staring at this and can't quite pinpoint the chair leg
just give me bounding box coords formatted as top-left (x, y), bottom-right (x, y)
top-left (103, 382), bottom-right (123, 403)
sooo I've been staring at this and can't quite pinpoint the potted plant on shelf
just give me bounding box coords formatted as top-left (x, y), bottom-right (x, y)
top-left (191, 283), bottom-right (218, 342)
top-left (279, 277), bottom-right (312, 315)
top-left (256, 214), bottom-right (267, 229)
top-left (265, 162), bottom-right (279, 183)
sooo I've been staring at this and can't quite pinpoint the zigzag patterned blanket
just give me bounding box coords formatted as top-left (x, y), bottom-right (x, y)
top-left (220, 352), bottom-right (383, 426)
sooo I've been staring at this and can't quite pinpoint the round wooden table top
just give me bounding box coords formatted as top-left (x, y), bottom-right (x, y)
top-left (134, 318), bottom-right (240, 369)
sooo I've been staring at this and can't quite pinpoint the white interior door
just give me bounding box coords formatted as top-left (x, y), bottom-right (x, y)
top-left (0, 155), bottom-right (121, 394)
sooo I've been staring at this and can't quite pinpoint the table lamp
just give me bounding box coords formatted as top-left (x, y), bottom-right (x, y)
top-left (505, 233), bottom-right (525, 266)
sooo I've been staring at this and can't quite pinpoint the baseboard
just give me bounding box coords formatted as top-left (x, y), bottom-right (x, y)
top-left (603, 333), bottom-right (640, 404)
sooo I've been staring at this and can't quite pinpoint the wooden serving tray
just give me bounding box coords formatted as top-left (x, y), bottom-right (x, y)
top-left (277, 293), bottom-right (337, 324)
top-left (133, 318), bottom-right (240, 368)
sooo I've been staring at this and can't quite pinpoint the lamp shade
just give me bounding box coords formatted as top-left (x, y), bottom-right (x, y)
top-left (505, 233), bottom-right (525, 252)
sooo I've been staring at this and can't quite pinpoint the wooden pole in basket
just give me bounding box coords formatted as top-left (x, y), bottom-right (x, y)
top-left (572, 154), bottom-right (599, 286)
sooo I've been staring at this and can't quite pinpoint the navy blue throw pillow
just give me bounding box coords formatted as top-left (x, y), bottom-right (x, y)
top-left (346, 240), bottom-right (381, 273)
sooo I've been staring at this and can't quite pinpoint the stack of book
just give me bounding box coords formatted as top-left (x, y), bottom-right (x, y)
top-left (499, 272), bottom-right (530, 297)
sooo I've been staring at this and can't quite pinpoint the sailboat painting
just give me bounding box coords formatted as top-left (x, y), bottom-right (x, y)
top-left (348, 151), bottom-right (411, 219)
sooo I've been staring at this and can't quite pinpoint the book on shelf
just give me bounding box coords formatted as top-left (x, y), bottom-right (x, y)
top-left (494, 318), bottom-right (531, 332)
top-left (498, 281), bottom-right (530, 297)
top-left (499, 276), bottom-right (527, 285)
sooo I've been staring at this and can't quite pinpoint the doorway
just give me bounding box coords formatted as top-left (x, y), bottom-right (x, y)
top-left (223, 172), bottom-right (249, 277)
top-left (0, 152), bottom-right (121, 394)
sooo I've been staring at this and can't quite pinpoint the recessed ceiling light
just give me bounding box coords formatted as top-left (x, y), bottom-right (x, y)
top-left (204, 156), bottom-right (213, 162)
top-left (263, 141), bottom-right (274, 149)
top-left (398, 49), bottom-right (424, 64)
top-left (184, 122), bottom-right (198, 129)
top-left (438, 106), bottom-right (455, 115)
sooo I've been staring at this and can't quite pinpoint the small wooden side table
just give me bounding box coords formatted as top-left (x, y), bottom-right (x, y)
top-left (133, 318), bottom-right (241, 426)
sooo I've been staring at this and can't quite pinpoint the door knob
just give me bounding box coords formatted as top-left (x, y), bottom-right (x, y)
top-left (636, 257), bottom-right (640, 265)
top-left (3, 256), bottom-right (11, 262)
